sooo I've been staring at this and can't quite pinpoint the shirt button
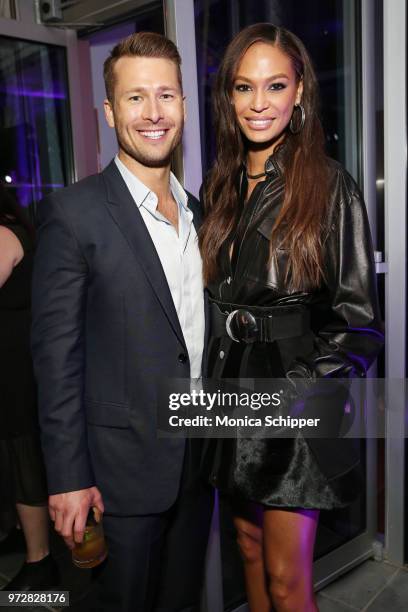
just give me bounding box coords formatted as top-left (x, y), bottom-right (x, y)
top-left (178, 353), bottom-right (188, 364)
top-left (219, 351), bottom-right (225, 360)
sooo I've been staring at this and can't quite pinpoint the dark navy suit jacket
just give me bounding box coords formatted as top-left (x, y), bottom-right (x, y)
top-left (31, 160), bottom-right (207, 515)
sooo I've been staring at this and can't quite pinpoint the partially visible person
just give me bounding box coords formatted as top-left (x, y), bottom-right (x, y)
top-left (0, 182), bottom-right (58, 590)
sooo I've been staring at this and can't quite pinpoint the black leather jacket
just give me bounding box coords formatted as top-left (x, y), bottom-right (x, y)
top-left (206, 146), bottom-right (384, 486)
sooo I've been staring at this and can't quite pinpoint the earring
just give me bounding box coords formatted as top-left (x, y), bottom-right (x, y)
top-left (289, 103), bottom-right (305, 134)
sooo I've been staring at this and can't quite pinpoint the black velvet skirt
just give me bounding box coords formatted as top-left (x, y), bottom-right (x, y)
top-left (203, 436), bottom-right (362, 510)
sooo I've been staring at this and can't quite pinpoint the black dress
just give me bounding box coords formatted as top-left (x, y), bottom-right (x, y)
top-left (0, 223), bottom-right (47, 529)
top-left (204, 147), bottom-right (384, 510)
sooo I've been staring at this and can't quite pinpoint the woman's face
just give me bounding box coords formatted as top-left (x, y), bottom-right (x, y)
top-left (232, 42), bottom-right (303, 151)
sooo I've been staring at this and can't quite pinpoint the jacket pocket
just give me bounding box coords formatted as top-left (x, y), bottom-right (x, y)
top-left (85, 398), bottom-right (130, 429)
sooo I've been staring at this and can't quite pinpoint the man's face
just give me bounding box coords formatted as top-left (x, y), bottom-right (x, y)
top-left (104, 55), bottom-right (185, 168)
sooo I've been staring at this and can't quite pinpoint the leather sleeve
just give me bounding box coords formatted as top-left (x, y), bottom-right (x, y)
top-left (288, 187), bottom-right (384, 379)
top-left (31, 194), bottom-right (95, 494)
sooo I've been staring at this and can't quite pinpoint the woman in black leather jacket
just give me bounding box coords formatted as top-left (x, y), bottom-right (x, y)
top-left (199, 23), bottom-right (384, 612)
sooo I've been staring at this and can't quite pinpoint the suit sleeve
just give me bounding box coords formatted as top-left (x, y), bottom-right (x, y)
top-left (31, 194), bottom-right (95, 494)
top-left (288, 187), bottom-right (384, 379)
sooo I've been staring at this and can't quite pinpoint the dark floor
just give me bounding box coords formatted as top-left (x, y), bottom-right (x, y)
top-left (0, 528), bottom-right (93, 611)
top-left (1, 528), bottom-right (408, 611)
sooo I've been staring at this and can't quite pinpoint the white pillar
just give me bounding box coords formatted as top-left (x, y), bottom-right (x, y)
top-left (384, 0), bottom-right (407, 565)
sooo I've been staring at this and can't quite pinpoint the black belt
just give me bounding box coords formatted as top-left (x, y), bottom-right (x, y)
top-left (210, 299), bottom-right (310, 344)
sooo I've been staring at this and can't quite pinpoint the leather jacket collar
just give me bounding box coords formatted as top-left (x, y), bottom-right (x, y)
top-left (264, 139), bottom-right (288, 177)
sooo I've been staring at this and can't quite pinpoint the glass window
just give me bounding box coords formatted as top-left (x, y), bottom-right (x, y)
top-left (0, 36), bottom-right (72, 215)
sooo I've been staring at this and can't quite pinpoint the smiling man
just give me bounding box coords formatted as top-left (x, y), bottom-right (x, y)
top-left (31, 32), bottom-right (212, 611)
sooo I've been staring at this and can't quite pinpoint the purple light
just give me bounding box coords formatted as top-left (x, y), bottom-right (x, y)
top-left (347, 353), bottom-right (370, 372)
top-left (4, 182), bottom-right (64, 189)
top-left (290, 399), bottom-right (306, 418)
top-left (15, 122), bottom-right (30, 207)
top-left (27, 96), bottom-right (43, 203)
top-left (352, 326), bottom-right (385, 340)
top-left (0, 86), bottom-right (66, 100)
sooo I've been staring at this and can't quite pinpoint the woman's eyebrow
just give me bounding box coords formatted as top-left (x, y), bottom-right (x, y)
top-left (234, 73), bottom-right (290, 82)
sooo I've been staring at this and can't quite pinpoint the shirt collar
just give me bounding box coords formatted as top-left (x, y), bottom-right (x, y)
top-left (170, 172), bottom-right (189, 213)
top-left (114, 155), bottom-right (150, 208)
top-left (114, 155), bottom-right (189, 214)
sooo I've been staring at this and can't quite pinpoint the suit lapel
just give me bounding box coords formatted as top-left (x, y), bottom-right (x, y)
top-left (185, 192), bottom-right (209, 374)
top-left (187, 193), bottom-right (203, 235)
top-left (101, 161), bottom-right (186, 350)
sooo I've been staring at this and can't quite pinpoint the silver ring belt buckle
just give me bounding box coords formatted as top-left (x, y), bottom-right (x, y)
top-left (225, 309), bottom-right (259, 343)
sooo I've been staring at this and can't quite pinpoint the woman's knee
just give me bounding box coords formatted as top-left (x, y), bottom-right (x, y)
top-left (266, 566), bottom-right (313, 610)
top-left (267, 565), bottom-right (294, 598)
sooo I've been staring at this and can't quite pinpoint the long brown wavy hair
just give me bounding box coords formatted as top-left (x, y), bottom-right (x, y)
top-left (199, 23), bottom-right (330, 290)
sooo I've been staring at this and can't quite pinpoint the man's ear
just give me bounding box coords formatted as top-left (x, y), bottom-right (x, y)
top-left (183, 96), bottom-right (187, 122)
top-left (104, 99), bottom-right (115, 128)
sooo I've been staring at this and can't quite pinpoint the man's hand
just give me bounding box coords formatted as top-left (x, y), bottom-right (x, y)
top-left (49, 487), bottom-right (104, 550)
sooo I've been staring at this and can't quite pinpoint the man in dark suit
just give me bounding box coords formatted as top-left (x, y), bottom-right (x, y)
top-left (31, 32), bottom-right (213, 611)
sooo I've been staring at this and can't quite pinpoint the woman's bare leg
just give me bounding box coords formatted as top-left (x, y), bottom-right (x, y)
top-left (15, 503), bottom-right (50, 562)
top-left (263, 508), bottom-right (319, 612)
top-left (233, 504), bottom-right (270, 612)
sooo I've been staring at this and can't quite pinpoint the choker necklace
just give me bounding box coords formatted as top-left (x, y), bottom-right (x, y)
top-left (245, 169), bottom-right (267, 180)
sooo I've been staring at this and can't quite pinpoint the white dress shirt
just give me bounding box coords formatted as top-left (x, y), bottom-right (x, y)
top-left (114, 155), bottom-right (205, 378)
